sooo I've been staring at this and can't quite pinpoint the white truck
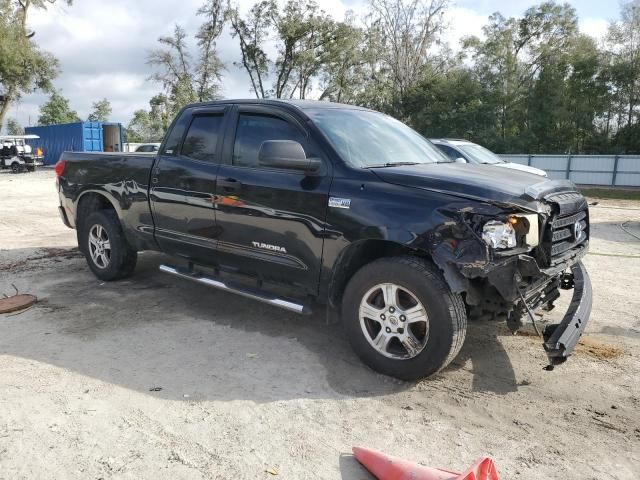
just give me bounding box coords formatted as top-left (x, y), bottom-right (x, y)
top-left (1, 135), bottom-right (44, 173)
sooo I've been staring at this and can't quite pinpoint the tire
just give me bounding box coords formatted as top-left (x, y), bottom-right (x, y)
top-left (80, 210), bottom-right (137, 281)
top-left (11, 162), bottom-right (20, 173)
top-left (342, 256), bottom-right (467, 380)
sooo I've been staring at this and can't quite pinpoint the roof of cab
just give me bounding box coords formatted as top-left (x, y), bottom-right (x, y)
top-left (187, 98), bottom-right (370, 112)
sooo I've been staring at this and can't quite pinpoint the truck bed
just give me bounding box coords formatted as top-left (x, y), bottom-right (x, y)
top-left (58, 151), bottom-right (157, 251)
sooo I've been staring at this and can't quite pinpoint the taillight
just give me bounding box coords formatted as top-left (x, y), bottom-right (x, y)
top-left (54, 160), bottom-right (66, 177)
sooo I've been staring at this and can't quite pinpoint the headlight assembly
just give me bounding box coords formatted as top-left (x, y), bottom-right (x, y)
top-left (482, 220), bottom-right (517, 249)
top-left (481, 214), bottom-right (539, 250)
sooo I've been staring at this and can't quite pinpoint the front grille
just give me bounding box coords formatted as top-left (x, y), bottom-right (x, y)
top-left (541, 192), bottom-right (589, 266)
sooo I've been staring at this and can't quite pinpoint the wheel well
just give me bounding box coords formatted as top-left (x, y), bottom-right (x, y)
top-left (328, 240), bottom-right (427, 307)
top-left (75, 193), bottom-right (117, 250)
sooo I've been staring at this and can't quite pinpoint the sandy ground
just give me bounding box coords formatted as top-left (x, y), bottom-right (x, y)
top-left (0, 169), bottom-right (639, 480)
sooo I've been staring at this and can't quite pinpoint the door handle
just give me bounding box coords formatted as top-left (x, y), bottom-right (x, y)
top-left (219, 178), bottom-right (241, 191)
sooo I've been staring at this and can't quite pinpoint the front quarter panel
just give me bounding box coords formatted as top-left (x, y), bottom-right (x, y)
top-left (320, 170), bottom-right (501, 298)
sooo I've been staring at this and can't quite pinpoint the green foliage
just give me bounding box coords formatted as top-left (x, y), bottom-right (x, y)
top-left (125, 95), bottom-right (170, 143)
top-left (365, 0), bottom-right (449, 115)
top-left (227, 0), bottom-right (273, 98)
top-left (147, 0), bottom-right (225, 117)
top-left (0, 0), bottom-right (72, 126)
top-left (318, 14), bottom-right (365, 103)
top-left (603, 0), bottom-right (640, 132)
top-left (403, 68), bottom-right (496, 144)
top-left (38, 91), bottom-right (80, 125)
top-left (195, 0), bottom-right (225, 101)
top-left (400, 1), bottom-right (640, 154)
top-left (6, 117), bottom-right (24, 135)
top-left (228, 0), bottom-right (363, 100)
top-left (613, 122), bottom-right (640, 153)
top-left (87, 98), bottom-right (112, 122)
top-left (133, 0), bottom-right (640, 154)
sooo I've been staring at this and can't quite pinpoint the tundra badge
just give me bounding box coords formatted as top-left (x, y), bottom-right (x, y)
top-left (252, 242), bottom-right (287, 254)
top-left (328, 197), bottom-right (351, 209)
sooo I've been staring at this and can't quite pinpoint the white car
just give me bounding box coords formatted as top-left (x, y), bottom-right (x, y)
top-left (430, 138), bottom-right (547, 177)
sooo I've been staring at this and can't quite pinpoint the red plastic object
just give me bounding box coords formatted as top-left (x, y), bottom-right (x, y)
top-left (54, 160), bottom-right (66, 177)
top-left (352, 447), bottom-right (500, 480)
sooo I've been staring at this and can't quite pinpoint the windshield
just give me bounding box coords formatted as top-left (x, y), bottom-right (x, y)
top-left (457, 144), bottom-right (504, 165)
top-left (307, 109), bottom-right (451, 168)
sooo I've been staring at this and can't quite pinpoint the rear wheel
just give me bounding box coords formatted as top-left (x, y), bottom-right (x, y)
top-left (81, 210), bottom-right (137, 281)
top-left (10, 162), bottom-right (20, 173)
top-left (342, 256), bottom-right (467, 380)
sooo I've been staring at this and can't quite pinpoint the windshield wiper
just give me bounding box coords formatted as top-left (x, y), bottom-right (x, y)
top-left (367, 162), bottom-right (421, 168)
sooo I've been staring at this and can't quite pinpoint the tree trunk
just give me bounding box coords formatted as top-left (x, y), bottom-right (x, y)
top-left (0, 87), bottom-right (16, 129)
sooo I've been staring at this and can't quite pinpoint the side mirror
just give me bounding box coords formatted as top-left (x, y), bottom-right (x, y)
top-left (455, 157), bottom-right (467, 163)
top-left (258, 140), bottom-right (321, 173)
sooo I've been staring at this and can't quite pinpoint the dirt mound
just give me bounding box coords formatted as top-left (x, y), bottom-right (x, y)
top-left (515, 330), bottom-right (624, 360)
top-left (575, 337), bottom-right (624, 360)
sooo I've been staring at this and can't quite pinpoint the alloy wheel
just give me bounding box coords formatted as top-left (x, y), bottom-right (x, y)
top-left (88, 224), bottom-right (111, 269)
top-left (358, 283), bottom-right (430, 359)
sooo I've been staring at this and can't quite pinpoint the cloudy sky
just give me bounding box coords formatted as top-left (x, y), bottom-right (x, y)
top-left (10, 0), bottom-right (614, 128)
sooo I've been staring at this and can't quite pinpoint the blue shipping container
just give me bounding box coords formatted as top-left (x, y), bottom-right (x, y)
top-left (25, 121), bottom-right (124, 165)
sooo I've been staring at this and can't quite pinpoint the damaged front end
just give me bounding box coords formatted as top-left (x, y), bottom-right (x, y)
top-left (430, 185), bottom-right (592, 367)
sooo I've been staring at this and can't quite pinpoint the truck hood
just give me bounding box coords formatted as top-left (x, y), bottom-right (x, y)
top-left (371, 163), bottom-right (576, 211)
top-left (493, 162), bottom-right (548, 177)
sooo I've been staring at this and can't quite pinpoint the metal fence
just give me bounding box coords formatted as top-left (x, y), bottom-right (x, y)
top-left (498, 154), bottom-right (640, 187)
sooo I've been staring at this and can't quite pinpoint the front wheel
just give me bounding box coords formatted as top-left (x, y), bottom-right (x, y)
top-left (81, 210), bottom-right (137, 281)
top-left (10, 162), bottom-right (21, 173)
top-left (342, 256), bottom-right (467, 380)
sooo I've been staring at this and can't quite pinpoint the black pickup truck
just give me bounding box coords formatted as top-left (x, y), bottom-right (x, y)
top-left (56, 99), bottom-right (592, 380)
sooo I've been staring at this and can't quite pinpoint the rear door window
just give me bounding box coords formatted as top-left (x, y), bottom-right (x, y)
top-left (181, 115), bottom-right (224, 163)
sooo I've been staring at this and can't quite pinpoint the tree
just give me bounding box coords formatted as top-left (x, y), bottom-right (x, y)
top-left (228, 0), bottom-right (359, 99)
top-left (195, 0), bottom-right (226, 101)
top-left (270, 1), bottom-right (342, 99)
top-left (148, 24), bottom-right (196, 112)
top-left (0, 0), bottom-right (72, 127)
top-left (366, 0), bottom-right (449, 114)
top-left (603, 0), bottom-right (640, 131)
top-left (562, 35), bottom-right (608, 153)
top-left (227, 1), bottom-right (273, 98)
top-left (38, 91), bottom-right (80, 125)
top-left (318, 14), bottom-right (366, 103)
top-left (87, 98), bottom-right (112, 122)
top-left (147, 0), bottom-right (225, 116)
top-left (462, 2), bottom-right (579, 151)
top-left (614, 122), bottom-right (640, 153)
top-left (125, 110), bottom-right (151, 143)
top-left (403, 68), bottom-right (495, 143)
top-left (6, 118), bottom-right (24, 135)
top-left (125, 95), bottom-right (171, 143)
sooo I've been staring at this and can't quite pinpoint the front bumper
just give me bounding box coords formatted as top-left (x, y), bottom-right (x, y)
top-left (542, 260), bottom-right (592, 365)
top-left (23, 157), bottom-right (44, 167)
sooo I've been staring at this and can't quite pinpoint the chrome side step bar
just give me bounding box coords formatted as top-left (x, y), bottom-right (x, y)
top-left (159, 264), bottom-right (311, 315)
